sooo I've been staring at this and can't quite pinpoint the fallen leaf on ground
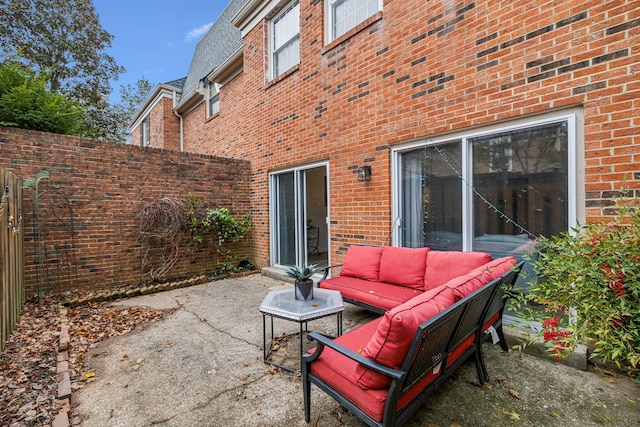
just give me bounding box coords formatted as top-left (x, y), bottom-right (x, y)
top-left (503, 410), bottom-right (521, 420)
top-left (207, 369), bottom-right (217, 375)
top-left (509, 389), bottom-right (521, 399)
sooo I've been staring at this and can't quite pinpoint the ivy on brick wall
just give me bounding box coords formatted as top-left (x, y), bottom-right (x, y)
top-left (184, 192), bottom-right (252, 273)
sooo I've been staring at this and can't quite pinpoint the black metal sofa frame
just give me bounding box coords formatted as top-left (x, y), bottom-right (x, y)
top-left (303, 262), bottom-right (522, 427)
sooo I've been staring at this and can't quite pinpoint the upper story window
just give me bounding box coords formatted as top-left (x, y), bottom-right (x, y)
top-left (271, 0), bottom-right (300, 79)
top-left (329, 0), bottom-right (381, 41)
top-left (207, 81), bottom-right (220, 117)
top-left (139, 115), bottom-right (150, 147)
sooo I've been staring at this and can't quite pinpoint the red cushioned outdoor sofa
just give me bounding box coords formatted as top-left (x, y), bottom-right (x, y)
top-left (319, 245), bottom-right (494, 314)
top-left (303, 245), bottom-right (522, 427)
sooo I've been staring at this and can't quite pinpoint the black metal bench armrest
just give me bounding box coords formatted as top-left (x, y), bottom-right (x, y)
top-left (320, 264), bottom-right (343, 281)
top-left (304, 331), bottom-right (404, 380)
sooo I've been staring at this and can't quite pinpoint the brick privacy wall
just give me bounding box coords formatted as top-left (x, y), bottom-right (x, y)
top-left (0, 126), bottom-right (251, 295)
top-left (182, 0), bottom-right (639, 268)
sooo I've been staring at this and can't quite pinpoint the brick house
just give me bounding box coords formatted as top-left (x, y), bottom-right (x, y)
top-left (132, 0), bottom-right (639, 286)
top-left (130, 77), bottom-right (185, 150)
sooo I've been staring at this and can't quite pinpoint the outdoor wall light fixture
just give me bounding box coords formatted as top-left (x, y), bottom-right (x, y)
top-left (358, 166), bottom-right (371, 181)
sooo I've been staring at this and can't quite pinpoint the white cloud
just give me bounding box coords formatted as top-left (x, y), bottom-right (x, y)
top-left (184, 22), bottom-right (213, 42)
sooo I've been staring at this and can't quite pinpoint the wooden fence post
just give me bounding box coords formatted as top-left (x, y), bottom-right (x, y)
top-left (1, 167), bottom-right (25, 352)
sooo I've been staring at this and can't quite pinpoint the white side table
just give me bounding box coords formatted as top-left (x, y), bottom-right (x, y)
top-left (260, 288), bottom-right (344, 372)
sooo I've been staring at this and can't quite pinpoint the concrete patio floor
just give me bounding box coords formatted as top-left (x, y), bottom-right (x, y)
top-left (73, 273), bottom-right (639, 426)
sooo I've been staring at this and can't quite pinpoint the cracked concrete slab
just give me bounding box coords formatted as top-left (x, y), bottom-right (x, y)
top-left (73, 274), bottom-right (639, 427)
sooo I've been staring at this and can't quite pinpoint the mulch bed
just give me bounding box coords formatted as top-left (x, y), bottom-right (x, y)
top-left (1, 294), bottom-right (170, 426)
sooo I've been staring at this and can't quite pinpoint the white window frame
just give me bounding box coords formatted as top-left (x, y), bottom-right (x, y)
top-left (207, 81), bottom-right (221, 118)
top-left (140, 115), bottom-right (150, 147)
top-left (391, 109), bottom-right (584, 249)
top-left (270, 0), bottom-right (300, 80)
top-left (269, 161), bottom-right (331, 267)
top-left (326, 0), bottom-right (382, 44)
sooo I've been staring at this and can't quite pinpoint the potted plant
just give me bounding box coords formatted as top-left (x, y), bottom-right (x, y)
top-left (285, 264), bottom-right (319, 301)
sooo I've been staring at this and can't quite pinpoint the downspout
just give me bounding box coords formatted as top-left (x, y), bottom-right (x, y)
top-left (173, 90), bottom-right (184, 152)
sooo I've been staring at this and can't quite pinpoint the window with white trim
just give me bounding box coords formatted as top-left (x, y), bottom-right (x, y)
top-left (329, 0), bottom-right (381, 42)
top-left (271, 0), bottom-right (300, 79)
top-left (139, 115), bottom-right (150, 147)
top-left (393, 113), bottom-right (578, 262)
top-left (207, 81), bottom-right (220, 117)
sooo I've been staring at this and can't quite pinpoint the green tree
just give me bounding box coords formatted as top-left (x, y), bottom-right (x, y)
top-left (84, 78), bottom-right (153, 142)
top-left (0, 1), bottom-right (154, 141)
top-left (0, 61), bottom-right (86, 135)
top-left (0, 0), bottom-right (124, 108)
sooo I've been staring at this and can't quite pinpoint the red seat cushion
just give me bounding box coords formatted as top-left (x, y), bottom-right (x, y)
top-left (355, 286), bottom-right (455, 389)
top-left (378, 246), bottom-right (430, 290)
top-left (448, 334), bottom-right (476, 366)
top-left (423, 251), bottom-right (491, 291)
top-left (483, 311), bottom-right (500, 332)
top-left (309, 319), bottom-right (440, 422)
top-left (341, 245), bottom-right (384, 281)
top-left (319, 276), bottom-right (422, 312)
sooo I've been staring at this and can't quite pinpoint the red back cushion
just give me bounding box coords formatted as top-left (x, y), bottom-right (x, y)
top-left (378, 246), bottom-right (430, 289)
top-left (469, 256), bottom-right (517, 282)
top-left (355, 286), bottom-right (455, 389)
top-left (341, 245), bottom-right (384, 281)
top-left (423, 251), bottom-right (491, 291)
top-left (443, 273), bottom-right (487, 302)
top-left (446, 256), bottom-right (517, 300)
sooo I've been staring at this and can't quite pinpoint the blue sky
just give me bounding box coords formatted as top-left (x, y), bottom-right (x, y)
top-left (93, 0), bottom-right (228, 102)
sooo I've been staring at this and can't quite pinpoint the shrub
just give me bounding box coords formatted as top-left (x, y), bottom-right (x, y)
top-left (521, 202), bottom-right (639, 369)
top-left (0, 61), bottom-right (86, 135)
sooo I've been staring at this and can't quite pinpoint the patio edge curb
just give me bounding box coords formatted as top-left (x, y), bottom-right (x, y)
top-left (53, 304), bottom-right (71, 427)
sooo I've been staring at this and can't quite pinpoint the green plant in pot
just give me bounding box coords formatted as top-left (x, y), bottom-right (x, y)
top-left (285, 264), bottom-right (319, 301)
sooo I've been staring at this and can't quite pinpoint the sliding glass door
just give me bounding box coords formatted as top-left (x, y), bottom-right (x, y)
top-left (392, 110), bottom-right (580, 302)
top-left (271, 164), bottom-right (329, 269)
top-left (273, 172), bottom-right (296, 266)
top-left (394, 114), bottom-right (576, 257)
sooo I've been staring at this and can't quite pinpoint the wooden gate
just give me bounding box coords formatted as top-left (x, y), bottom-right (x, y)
top-left (1, 167), bottom-right (25, 352)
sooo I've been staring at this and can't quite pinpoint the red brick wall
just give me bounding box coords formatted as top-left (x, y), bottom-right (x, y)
top-left (181, 0), bottom-right (640, 268)
top-left (131, 121), bottom-right (142, 147)
top-left (0, 126), bottom-right (251, 295)
top-left (182, 72), bottom-right (246, 158)
top-left (131, 96), bottom-right (180, 150)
